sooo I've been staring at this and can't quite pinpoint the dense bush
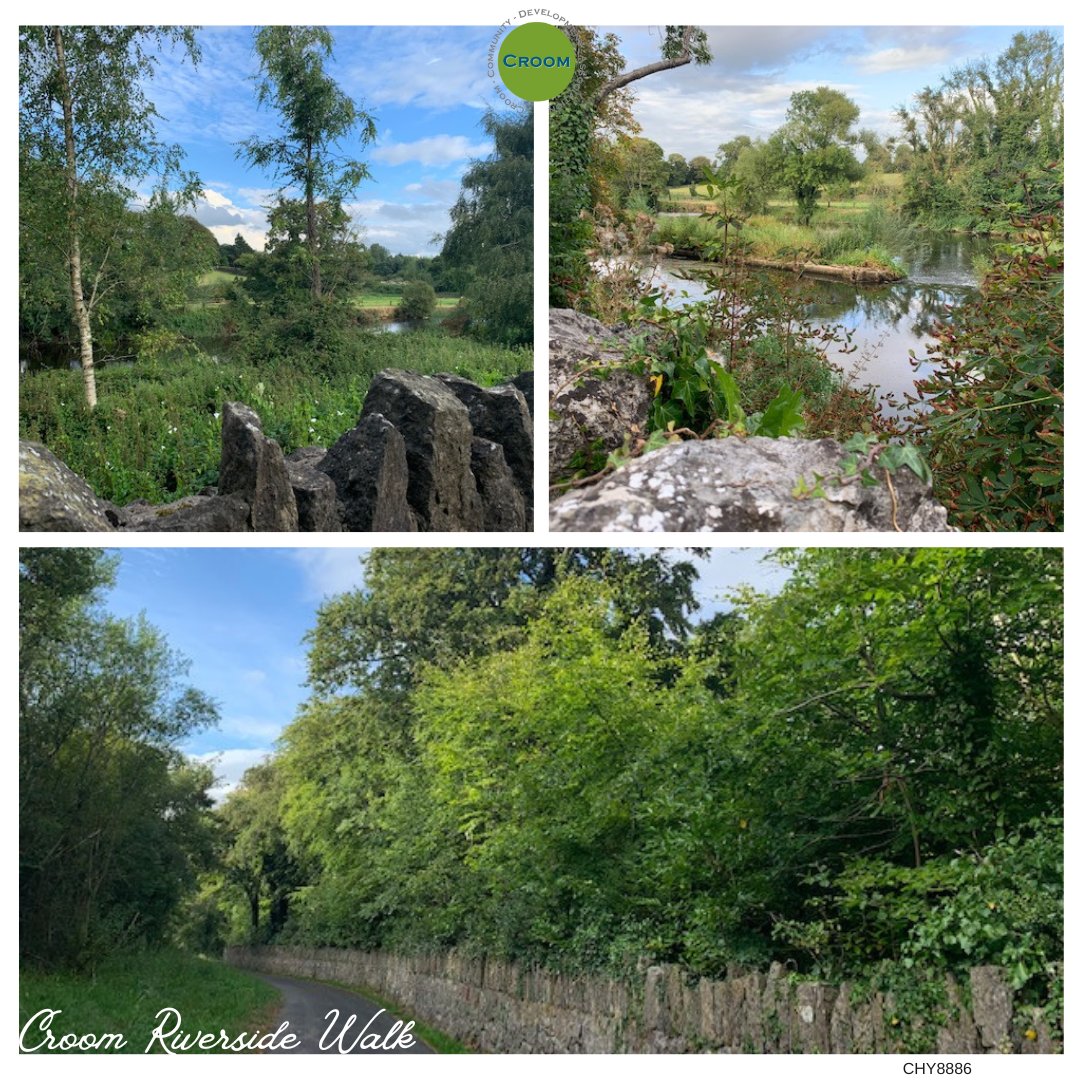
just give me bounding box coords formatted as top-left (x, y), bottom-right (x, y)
top-left (909, 200), bottom-right (1063, 530)
top-left (396, 280), bottom-right (437, 321)
top-left (213, 549), bottom-right (1062, 996)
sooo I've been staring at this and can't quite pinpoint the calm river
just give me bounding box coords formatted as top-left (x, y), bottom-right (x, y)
top-left (649, 233), bottom-right (991, 415)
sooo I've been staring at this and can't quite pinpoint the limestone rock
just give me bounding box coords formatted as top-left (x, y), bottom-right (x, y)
top-left (437, 373), bottom-right (534, 513)
top-left (218, 401), bottom-right (298, 531)
top-left (285, 446), bottom-right (328, 471)
top-left (318, 412), bottom-right (416, 532)
top-left (19, 441), bottom-right (116, 531)
top-left (285, 459), bottom-right (341, 532)
top-left (470, 438), bottom-right (527, 531)
top-left (549, 308), bottom-right (651, 475)
top-left (359, 370), bottom-right (482, 531)
top-left (550, 437), bottom-right (951, 533)
top-left (936, 974), bottom-right (980, 1054)
top-left (122, 494), bottom-right (252, 532)
top-left (970, 966), bottom-right (1014, 1051)
top-left (507, 370), bottom-right (534, 418)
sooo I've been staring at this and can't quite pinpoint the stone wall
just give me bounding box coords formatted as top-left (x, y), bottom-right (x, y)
top-left (225, 946), bottom-right (1059, 1054)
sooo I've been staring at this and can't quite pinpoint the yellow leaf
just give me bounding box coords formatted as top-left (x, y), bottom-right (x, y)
top-left (651, 374), bottom-right (663, 397)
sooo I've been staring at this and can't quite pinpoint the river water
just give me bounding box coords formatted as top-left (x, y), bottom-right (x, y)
top-left (650, 233), bottom-right (991, 415)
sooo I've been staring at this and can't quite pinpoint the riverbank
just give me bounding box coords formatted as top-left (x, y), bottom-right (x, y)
top-left (653, 212), bottom-right (908, 279)
top-left (665, 248), bottom-right (903, 283)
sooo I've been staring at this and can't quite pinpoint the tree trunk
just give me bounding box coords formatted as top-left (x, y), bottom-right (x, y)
top-left (52, 27), bottom-right (97, 409)
top-left (248, 884), bottom-right (260, 935)
top-left (305, 138), bottom-right (321, 300)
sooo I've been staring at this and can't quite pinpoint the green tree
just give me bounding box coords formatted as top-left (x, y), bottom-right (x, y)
top-left (20, 549), bottom-right (219, 970)
top-left (774, 87), bottom-right (862, 223)
top-left (687, 154), bottom-right (713, 184)
top-left (441, 108), bottom-right (533, 347)
top-left (397, 280), bottom-right (436, 321)
top-left (716, 135), bottom-right (753, 175)
top-left (19, 26), bottom-right (201, 406)
top-left (239, 26), bottom-right (375, 301)
top-left (411, 575), bottom-right (711, 964)
top-left (220, 231), bottom-right (255, 268)
top-left (604, 135), bottom-right (669, 210)
top-left (218, 762), bottom-right (303, 941)
top-left (730, 139), bottom-right (778, 214)
top-left (665, 152), bottom-right (690, 186)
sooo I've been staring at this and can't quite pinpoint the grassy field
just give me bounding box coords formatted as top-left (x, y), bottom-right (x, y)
top-left (20, 330), bottom-right (531, 505)
top-left (665, 174), bottom-right (904, 218)
top-left (352, 293), bottom-right (460, 310)
top-left (20, 950), bottom-right (279, 1054)
top-left (199, 268), bottom-right (245, 287)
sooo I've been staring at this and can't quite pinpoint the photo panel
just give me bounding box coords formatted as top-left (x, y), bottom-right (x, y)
top-left (19, 26), bottom-right (534, 536)
top-left (547, 25), bottom-right (1063, 534)
top-left (18, 546), bottom-right (1064, 1055)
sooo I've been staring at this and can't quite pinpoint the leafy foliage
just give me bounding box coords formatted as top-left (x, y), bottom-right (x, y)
top-left (908, 195), bottom-right (1063, 529)
top-left (396, 280), bottom-right (437, 321)
top-left (239, 26), bottom-right (375, 301)
top-left (441, 109), bottom-right (533, 347)
top-left (898, 32), bottom-right (1063, 227)
top-left (770, 88), bottom-right (862, 224)
top-left (211, 547), bottom-right (1061, 1007)
top-left (19, 25), bottom-right (203, 404)
top-left (20, 550), bottom-right (219, 970)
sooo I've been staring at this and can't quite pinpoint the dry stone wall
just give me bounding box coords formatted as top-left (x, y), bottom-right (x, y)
top-left (226, 946), bottom-right (1059, 1054)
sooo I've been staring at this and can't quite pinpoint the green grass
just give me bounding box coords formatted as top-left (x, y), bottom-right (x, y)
top-left (653, 203), bottom-right (912, 273)
top-left (198, 268), bottom-right (244, 287)
top-left (352, 293), bottom-right (460, 309)
top-left (19, 330), bottom-right (531, 505)
top-left (19, 950), bottom-right (279, 1054)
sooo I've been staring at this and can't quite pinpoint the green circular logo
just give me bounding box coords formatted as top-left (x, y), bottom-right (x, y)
top-left (498, 23), bottom-right (575, 101)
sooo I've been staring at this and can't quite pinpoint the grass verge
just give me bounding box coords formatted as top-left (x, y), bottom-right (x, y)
top-left (19, 950), bottom-right (280, 1054)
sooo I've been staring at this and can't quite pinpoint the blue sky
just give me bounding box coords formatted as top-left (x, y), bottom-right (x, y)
top-left (102, 548), bottom-right (790, 798)
top-left (144, 26), bottom-right (503, 255)
top-left (606, 25), bottom-right (1062, 158)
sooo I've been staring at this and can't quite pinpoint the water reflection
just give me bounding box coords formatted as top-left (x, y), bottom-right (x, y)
top-left (652, 233), bottom-right (991, 416)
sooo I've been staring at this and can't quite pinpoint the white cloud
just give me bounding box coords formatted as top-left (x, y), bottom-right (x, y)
top-left (219, 713), bottom-right (287, 743)
top-left (289, 550), bottom-right (369, 601)
top-left (193, 188), bottom-right (268, 250)
top-left (404, 179), bottom-right (461, 202)
top-left (854, 45), bottom-right (953, 74)
top-left (346, 195), bottom-right (458, 257)
top-left (202, 189), bottom-right (233, 209)
top-left (190, 747), bottom-right (273, 803)
top-left (339, 27), bottom-right (492, 111)
top-left (372, 134), bottom-right (491, 167)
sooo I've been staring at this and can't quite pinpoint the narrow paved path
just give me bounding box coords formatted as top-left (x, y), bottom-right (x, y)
top-left (253, 974), bottom-right (434, 1054)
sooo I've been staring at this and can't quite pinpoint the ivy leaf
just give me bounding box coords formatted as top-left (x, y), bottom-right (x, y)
top-left (878, 444), bottom-right (933, 485)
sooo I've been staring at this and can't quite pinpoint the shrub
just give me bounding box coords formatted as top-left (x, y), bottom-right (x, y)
top-left (396, 280), bottom-right (437, 321)
top-left (908, 206), bottom-right (1063, 530)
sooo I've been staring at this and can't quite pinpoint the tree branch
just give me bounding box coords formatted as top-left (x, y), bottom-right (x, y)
top-left (596, 26), bottom-right (696, 106)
